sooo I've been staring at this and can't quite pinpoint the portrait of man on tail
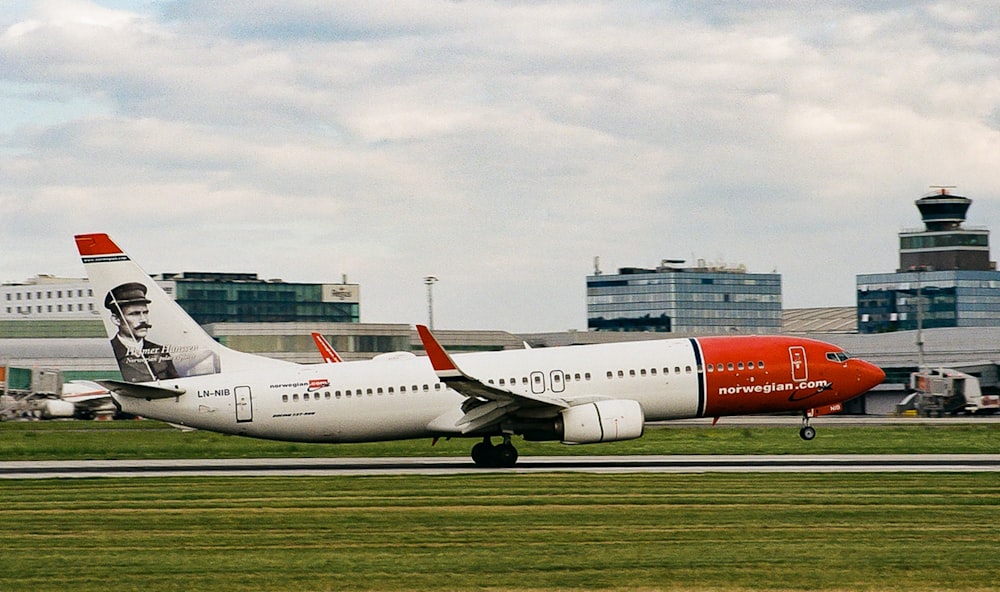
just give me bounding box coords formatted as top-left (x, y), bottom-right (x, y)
top-left (105, 282), bottom-right (180, 383)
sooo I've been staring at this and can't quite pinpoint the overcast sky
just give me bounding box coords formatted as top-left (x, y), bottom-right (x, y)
top-left (2, 1), bottom-right (999, 332)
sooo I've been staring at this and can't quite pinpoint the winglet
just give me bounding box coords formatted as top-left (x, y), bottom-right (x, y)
top-left (311, 332), bottom-right (343, 363)
top-left (416, 325), bottom-right (462, 379)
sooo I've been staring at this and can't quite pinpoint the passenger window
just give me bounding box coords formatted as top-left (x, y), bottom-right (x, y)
top-left (574, 373), bottom-right (581, 381)
top-left (377, 388), bottom-right (383, 395)
top-left (434, 383), bottom-right (442, 390)
top-left (685, 366), bottom-right (692, 373)
top-left (738, 362), bottom-right (744, 370)
top-left (706, 365), bottom-right (713, 373)
top-left (717, 363), bottom-right (724, 372)
top-left (617, 370), bottom-right (624, 378)
top-left (607, 371), bottom-right (613, 379)
top-left (585, 373), bottom-right (591, 380)
top-left (282, 395), bottom-right (288, 403)
top-left (727, 363), bottom-right (734, 371)
top-left (640, 369), bottom-right (647, 376)
top-left (366, 388), bottom-right (373, 396)
top-left (748, 362), bottom-right (755, 369)
top-left (293, 394), bottom-right (299, 402)
top-left (388, 387), bottom-right (394, 394)
top-left (324, 391), bottom-right (331, 399)
top-left (423, 384), bottom-right (430, 391)
top-left (674, 366), bottom-right (681, 374)
top-left (758, 361), bottom-right (765, 369)
top-left (498, 378), bottom-right (505, 386)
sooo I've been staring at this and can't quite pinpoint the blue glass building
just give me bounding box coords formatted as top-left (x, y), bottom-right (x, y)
top-left (586, 262), bottom-right (782, 334)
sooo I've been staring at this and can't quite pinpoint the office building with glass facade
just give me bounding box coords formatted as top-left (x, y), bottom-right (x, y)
top-left (156, 272), bottom-right (359, 325)
top-left (2, 273), bottom-right (360, 326)
top-left (586, 263), bottom-right (782, 335)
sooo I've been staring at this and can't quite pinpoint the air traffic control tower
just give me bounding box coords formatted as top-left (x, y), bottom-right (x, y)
top-left (857, 188), bottom-right (1000, 333)
top-left (899, 189), bottom-right (991, 272)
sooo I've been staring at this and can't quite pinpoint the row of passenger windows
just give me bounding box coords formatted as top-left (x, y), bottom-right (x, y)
top-left (282, 382), bottom-right (443, 403)
top-left (706, 360), bottom-right (766, 372)
top-left (279, 358), bottom-right (771, 403)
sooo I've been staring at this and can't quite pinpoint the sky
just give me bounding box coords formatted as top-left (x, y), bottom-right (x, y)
top-left (2, 1), bottom-right (999, 333)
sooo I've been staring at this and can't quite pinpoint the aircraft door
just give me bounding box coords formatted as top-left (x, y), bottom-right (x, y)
top-left (789, 346), bottom-right (808, 382)
top-left (234, 385), bottom-right (253, 423)
top-left (530, 371), bottom-right (546, 394)
top-left (549, 370), bottom-right (566, 394)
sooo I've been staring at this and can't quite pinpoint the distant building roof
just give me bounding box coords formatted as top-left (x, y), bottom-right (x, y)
top-left (782, 307), bottom-right (857, 334)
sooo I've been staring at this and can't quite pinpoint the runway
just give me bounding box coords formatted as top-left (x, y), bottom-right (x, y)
top-left (3, 454), bottom-right (1000, 478)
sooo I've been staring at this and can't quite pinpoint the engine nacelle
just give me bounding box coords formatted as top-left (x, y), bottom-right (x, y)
top-left (41, 399), bottom-right (76, 419)
top-left (559, 400), bottom-right (645, 444)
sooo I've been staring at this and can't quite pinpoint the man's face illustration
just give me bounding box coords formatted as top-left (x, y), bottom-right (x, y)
top-left (114, 302), bottom-right (152, 339)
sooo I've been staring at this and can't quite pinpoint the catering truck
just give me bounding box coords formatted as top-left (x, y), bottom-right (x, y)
top-left (909, 368), bottom-right (1000, 416)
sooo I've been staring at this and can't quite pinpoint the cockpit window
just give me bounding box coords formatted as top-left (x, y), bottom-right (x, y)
top-left (826, 352), bottom-right (850, 363)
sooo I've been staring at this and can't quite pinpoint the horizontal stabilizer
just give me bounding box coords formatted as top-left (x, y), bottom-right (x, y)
top-left (97, 380), bottom-right (186, 400)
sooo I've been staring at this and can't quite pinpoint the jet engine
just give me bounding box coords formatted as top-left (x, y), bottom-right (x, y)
top-left (41, 399), bottom-right (76, 419)
top-left (558, 400), bottom-right (644, 444)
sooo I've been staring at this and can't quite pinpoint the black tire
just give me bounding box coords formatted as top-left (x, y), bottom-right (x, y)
top-left (494, 443), bottom-right (519, 468)
top-left (799, 426), bottom-right (817, 441)
top-left (471, 442), bottom-right (495, 467)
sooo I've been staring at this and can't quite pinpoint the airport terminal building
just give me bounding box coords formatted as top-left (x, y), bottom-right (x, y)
top-left (586, 261), bottom-right (782, 334)
top-left (2, 272), bottom-right (360, 326)
top-left (857, 189), bottom-right (1000, 333)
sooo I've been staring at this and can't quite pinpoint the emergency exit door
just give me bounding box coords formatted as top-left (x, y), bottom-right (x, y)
top-left (789, 346), bottom-right (808, 382)
top-left (234, 385), bottom-right (253, 422)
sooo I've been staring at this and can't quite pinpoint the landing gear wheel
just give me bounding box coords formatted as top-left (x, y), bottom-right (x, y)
top-left (799, 425), bottom-right (817, 441)
top-left (470, 437), bottom-right (520, 467)
top-left (494, 443), bottom-right (519, 468)
top-left (471, 440), bottom-right (496, 467)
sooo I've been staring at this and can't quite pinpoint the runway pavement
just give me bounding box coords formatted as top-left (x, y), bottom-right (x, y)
top-left (3, 454), bottom-right (1000, 478)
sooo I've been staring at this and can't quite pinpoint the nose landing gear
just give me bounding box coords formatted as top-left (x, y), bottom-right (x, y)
top-left (799, 414), bottom-right (817, 441)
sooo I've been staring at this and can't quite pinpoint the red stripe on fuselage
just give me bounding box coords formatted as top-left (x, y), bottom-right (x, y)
top-left (697, 336), bottom-right (851, 417)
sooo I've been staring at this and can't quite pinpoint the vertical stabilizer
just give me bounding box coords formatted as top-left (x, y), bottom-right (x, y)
top-left (75, 233), bottom-right (289, 383)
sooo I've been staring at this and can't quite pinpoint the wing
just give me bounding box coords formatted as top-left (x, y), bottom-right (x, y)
top-left (311, 332), bottom-right (344, 363)
top-left (416, 325), bottom-right (568, 434)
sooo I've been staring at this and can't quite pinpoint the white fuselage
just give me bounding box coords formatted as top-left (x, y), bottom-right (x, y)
top-left (115, 339), bottom-right (702, 443)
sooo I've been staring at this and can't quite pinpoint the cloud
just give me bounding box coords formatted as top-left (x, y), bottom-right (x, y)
top-left (2, 0), bottom-right (1000, 331)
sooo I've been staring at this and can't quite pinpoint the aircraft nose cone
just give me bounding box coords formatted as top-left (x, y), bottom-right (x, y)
top-left (858, 361), bottom-right (886, 392)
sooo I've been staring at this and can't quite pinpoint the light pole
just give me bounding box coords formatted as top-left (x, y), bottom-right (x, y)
top-left (424, 276), bottom-right (438, 329)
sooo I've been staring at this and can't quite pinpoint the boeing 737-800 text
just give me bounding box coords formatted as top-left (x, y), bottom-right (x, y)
top-left (76, 233), bottom-right (884, 467)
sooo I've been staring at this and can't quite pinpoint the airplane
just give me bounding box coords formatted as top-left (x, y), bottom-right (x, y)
top-left (75, 233), bottom-right (885, 467)
top-left (60, 380), bottom-right (116, 419)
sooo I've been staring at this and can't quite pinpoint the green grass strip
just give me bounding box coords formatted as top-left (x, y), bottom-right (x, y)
top-left (1, 421), bottom-right (998, 460)
top-left (1, 473), bottom-right (998, 591)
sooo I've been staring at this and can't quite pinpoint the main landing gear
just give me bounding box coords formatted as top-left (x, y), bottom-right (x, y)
top-left (471, 436), bottom-right (519, 468)
top-left (799, 414), bottom-right (817, 441)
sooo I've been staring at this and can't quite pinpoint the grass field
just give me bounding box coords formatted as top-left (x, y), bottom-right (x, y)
top-left (2, 473), bottom-right (999, 591)
top-left (2, 422), bottom-right (998, 591)
top-left (1, 420), bottom-right (999, 460)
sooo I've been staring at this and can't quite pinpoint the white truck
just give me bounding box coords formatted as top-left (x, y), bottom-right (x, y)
top-left (909, 368), bottom-right (1000, 416)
